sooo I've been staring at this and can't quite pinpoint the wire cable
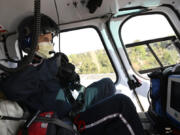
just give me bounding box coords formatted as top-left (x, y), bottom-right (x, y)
top-left (53, 0), bottom-right (61, 52)
top-left (0, 0), bottom-right (40, 72)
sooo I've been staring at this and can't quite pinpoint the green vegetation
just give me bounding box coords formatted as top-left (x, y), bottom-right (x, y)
top-left (127, 40), bottom-right (180, 72)
top-left (67, 40), bottom-right (180, 75)
top-left (68, 50), bottom-right (114, 74)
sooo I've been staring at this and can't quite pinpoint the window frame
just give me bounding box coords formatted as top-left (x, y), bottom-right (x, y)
top-left (59, 25), bottom-right (118, 83)
top-left (125, 36), bottom-right (179, 73)
top-left (119, 11), bottom-right (180, 76)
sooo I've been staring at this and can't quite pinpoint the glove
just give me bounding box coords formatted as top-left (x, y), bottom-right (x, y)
top-left (55, 53), bottom-right (80, 87)
top-left (50, 52), bottom-right (69, 68)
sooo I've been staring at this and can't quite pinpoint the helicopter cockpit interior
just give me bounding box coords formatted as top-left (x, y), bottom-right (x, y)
top-left (1, 0), bottom-right (180, 134)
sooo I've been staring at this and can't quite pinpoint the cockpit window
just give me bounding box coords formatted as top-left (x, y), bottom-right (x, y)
top-left (121, 14), bottom-right (180, 74)
top-left (54, 28), bottom-right (116, 86)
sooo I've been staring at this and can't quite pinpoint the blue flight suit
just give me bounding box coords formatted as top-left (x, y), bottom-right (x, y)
top-left (0, 57), bottom-right (144, 135)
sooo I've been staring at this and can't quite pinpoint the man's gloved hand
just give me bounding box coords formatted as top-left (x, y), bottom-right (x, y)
top-left (54, 52), bottom-right (80, 87)
top-left (57, 63), bottom-right (79, 86)
top-left (50, 52), bottom-right (69, 68)
top-left (52, 53), bottom-right (86, 118)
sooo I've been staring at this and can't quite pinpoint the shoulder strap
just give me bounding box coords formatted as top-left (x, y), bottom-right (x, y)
top-left (36, 116), bottom-right (79, 134)
top-left (0, 115), bottom-right (26, 120)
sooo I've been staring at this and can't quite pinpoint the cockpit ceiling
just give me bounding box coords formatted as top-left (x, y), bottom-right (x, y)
top-left (0, 0), bottom-right (180, 32)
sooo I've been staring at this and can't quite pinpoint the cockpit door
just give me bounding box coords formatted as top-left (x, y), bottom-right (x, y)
top-left (108, 5), bottom-right (180, 112)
